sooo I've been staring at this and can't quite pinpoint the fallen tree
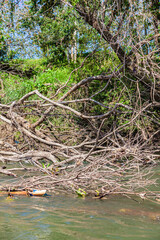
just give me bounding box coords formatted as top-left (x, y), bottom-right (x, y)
top-left (0, 85), bottom-right (159, 198)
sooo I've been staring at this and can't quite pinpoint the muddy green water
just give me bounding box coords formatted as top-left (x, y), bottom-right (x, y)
top-left (0, 193), bottom-right (160, 240)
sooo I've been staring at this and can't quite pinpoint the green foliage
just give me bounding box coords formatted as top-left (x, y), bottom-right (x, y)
top-left (22, 0), bottom-right (105, 64)
top-left (95, 190), bottom-right (100, 196)
top-left (22, 2), bottom-right (77, 62)
top-left (9, 58), bottom-right (48, 72)
top-left (42, 162), bottom-right (50, 169)
top-left (0, 60), bottom-right (74, 103)
top-left (0, 19), bottom-right (8, 60)
top-left (1, 74), bottom-right (33, 103)
top-left (77, 49), bottom-right (120, 79)
top-left (150, 0), bottom-right (160, 20)
top-left (14, 131), bottom-right (21, 141)
top-left (34, 66), bottom-right (74, 94)
top-left (75, 188), bottom-right (86, 197)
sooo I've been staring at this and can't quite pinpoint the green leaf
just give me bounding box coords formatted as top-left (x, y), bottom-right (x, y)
top-left (75, 188), bottom-right (86, 197)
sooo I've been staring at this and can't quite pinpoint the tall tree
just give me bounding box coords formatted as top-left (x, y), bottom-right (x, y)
top-left (0, 18), bottom-right (8, 60)
top-left (24, 0), bottom-right (160, 88)
top-left (22, 0), bottom-right (101, 63)
top-left (65, 0), bottom-right (160, 101)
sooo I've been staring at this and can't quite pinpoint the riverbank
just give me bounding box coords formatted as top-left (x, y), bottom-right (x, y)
top-left (0, 58), bottom-right (159, 198)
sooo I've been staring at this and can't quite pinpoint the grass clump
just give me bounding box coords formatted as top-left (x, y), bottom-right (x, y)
top-left (0, 62), bottom-right (74, 103)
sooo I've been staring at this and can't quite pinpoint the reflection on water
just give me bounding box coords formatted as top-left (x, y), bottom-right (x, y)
top-left (0, 193), bottom-right (160, 240)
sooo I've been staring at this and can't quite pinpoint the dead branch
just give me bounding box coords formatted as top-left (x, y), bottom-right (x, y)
top-left (0, 167), bottom-right (17, 177)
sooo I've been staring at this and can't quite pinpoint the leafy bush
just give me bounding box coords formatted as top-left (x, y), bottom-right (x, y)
top-left (0, 62), bottom-right (74, 103)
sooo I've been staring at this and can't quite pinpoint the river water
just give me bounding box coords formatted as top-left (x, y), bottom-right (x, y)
top-left (0, 192), bottom-right (160, 240)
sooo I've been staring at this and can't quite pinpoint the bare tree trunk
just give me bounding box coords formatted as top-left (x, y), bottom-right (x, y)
top-left (71, 44), bottom-right (74, 62)
top-left (74, 30), bottom-right (77, 63)
top-left (66, 47), bottom-right (70, 63)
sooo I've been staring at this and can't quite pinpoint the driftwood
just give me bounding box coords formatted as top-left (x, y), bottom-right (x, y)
top-left (0, 167), bottom-right (17, 177)
top-left (0, 86), bottom-right (159, 198)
